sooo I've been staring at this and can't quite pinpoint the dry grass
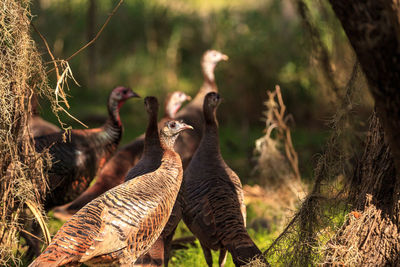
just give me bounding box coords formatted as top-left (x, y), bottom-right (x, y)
top-left (323, 195), bottom-right (400, 265)
top-left (0, 1), bottom-right (127, 264)
top-left (261, 63), bottom-right (363, 266)
top-left (0, 0), bottom-right (53, 264)
top-left (252, 85), bottom-right (306, 210)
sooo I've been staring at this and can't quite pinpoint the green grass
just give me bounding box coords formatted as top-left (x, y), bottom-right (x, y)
top-left (170, 227), bottom-right (277, 266)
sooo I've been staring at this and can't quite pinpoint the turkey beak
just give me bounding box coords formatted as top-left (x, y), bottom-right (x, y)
top-left (221, 54), bottom-right (229, 61)
top-left (180, 123), bottom-right (194, 131)
top-left (127, 90), bottom-right (140, 99)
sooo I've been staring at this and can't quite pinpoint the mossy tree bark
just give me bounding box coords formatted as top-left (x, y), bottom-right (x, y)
top-left (325, 0), bottom-right (400, 264)
top-left (325, 113), bottom-right (400, 265)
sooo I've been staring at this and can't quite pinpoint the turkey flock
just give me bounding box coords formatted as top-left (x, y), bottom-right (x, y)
top-left (27, 50), bottom-right (269, 267)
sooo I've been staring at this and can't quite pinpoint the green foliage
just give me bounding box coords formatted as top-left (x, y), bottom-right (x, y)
top-left (31, 0), bottom-right (331, 124)
top-left (30, 0), bottom-right (354, 180)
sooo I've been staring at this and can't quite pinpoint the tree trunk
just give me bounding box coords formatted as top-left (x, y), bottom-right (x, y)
top-left (329, 1), bottom-right (400, 176)
top-left (349, 113), bottom-right (396, 217)
top-left (87, 0), bottom-right (96, 89)
top-left (324, 0), bottom-right (400, 264)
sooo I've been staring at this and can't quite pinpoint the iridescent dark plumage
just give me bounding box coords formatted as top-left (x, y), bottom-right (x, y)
top-left (35, 86), bottom-right (139, 211)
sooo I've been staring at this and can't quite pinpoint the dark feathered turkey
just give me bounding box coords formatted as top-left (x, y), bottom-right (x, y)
top-left (181, 92), bottom-right (268, 267)
top-left (52, 92), bottom-right (190, 220)
top-left (35, 86), bottom-right (139, 211)
top-left (29, 120), bottom-right (193, 267)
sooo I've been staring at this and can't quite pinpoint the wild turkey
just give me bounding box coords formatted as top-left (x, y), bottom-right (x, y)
top-left (164, 91), bottom-right (191, 120)
top-left (52, 92), bottom-right (190, 220)
top-left (181, 92), bottom-right (268, 267)
top-left (35, 86), bottom-right (139, 211)
top-left (29, 120), bottom-right (193, 267)
top-left (174, 50), bottom-right (228, 169)
top-left (29, 94), bottom-right (60, 137)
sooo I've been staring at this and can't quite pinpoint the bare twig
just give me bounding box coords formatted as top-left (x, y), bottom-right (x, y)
top-left (20, 229), bottom-right (44, 243)
top-left (45, 0), bottom-right (124, 75)
top-left (266, 85), bottom-right (301, 181)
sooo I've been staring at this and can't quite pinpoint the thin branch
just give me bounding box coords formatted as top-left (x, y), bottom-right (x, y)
top-left (20, 229), bottom-right (44, 243)
top-left (45, 0), bottom-right (124, 75)
top-left (31, 23), bottom-right (69, 107)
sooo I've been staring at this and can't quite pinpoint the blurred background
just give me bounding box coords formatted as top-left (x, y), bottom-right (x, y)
top-left (29, 0), bottom-right (373, 265)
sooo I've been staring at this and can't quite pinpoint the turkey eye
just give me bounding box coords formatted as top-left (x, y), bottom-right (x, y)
top-left (170, 122), bottom-right (176, 128)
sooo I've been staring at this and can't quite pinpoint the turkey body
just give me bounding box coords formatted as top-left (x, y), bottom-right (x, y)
top-left (29, 94), bottom-right (60, 137)
top-left (181, 92), bottom-right (267, 267)
top-left (29, 116), bottom-right (60, 137)
top-left (29, 120), bottom-right (192, 267)
top-left (35, 127), bottom-right (120, 210)
top-left (35, 86), bottom-right (138, 211)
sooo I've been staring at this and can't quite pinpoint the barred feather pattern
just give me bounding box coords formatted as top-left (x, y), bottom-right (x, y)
top-left (29, 149), bottom-right (183, 267)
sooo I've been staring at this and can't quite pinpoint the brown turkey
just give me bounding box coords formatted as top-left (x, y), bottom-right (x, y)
top-left (52, 91), bottom-right (190, 220)
top-left (29, 94), bottom-right (60, 137)
top-left (29, 120), bottom-right (193, 267)
top-left (181, 92), bottom-right (268, 267)
top-left (163, 91), bottom-right (191, 120)
top-left (34, 86), bottom-right (139, 211)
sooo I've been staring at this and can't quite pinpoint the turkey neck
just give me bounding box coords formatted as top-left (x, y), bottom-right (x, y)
top-left (191, 62), bottom-right (218, 107)
top-left (143, 107), bottom-right (161, 154)
top-left (164, 94), bottom-right (174, 119)
top-left (197, 106), bottom-right (222, 159)
top-left (102, 96), bottom-right (124, 145)
top-left (160, 133), bottom-right (179, 152)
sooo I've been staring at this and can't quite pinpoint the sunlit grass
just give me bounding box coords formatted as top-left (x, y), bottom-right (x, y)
top-left (170, 228), bottom-right (277, 266)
